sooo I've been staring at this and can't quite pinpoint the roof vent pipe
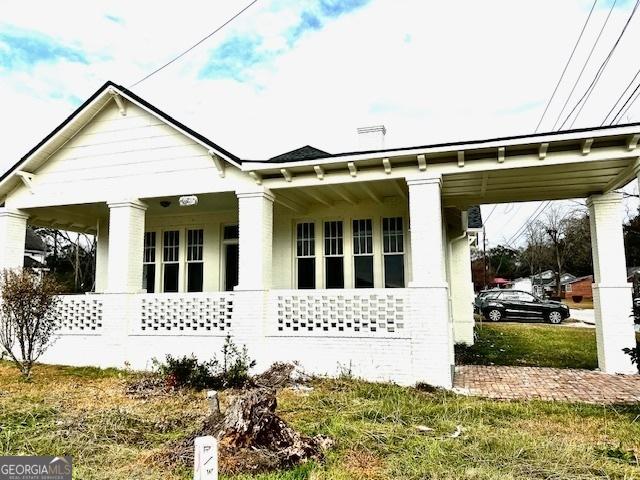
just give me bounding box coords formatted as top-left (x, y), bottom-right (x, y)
top-left (357, 125), bottom-right (386, 151)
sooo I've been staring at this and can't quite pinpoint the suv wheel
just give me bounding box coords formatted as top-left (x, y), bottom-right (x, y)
top-left (548, 310), bottom-right (563, 324)
top-left (487, 309), bottom-right (502, 322)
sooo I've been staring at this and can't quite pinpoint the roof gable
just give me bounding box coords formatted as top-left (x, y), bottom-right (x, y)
top-left (0, 81), bottom-right (240, 194)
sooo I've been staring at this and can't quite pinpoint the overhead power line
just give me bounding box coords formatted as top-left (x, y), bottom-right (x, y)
top-left (559, 0), bottom-right (640, 129)
top-left (601, 66), bottom-right (640, 125)
top-left (551, 0), bottom-right (618, 130)
top-left (614, 82), bottom-right (640, 123)
top-left (130, 0), bottom-right (259, 87)
top-left (534, 0), bottom-right (598, 133)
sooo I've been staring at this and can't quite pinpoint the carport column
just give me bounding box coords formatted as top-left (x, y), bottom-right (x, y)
top-left (450, 231), bottom-right (475, 345)
top-left (104, 199), bottom-right (147, 367)
top-left (407, 175), bottom-right (453, 388)
top-left (587, 192), bottom-right (636, 374)
top-left (234, 188), bottom-right (274, 369)
top-left (0, 208), bottom-right (28, 272)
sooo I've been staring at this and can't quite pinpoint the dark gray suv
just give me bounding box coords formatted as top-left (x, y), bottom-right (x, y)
top-left (478, 289), bottom-right (570, 324)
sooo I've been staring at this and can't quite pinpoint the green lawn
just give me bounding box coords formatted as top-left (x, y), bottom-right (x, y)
top-left (455, 322), bottom-right (602, 369)
top-left (1, 360), bottom-right (640, 479)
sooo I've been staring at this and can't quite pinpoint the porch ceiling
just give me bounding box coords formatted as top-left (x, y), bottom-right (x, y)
top-left (442, 157), bottom-right (633, 207)
top-left (25, 202), bottom-right (107, 234)
top-left (273, 179), bottom-right (407, 213)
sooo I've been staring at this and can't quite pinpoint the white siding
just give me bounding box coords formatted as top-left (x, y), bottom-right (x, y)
top-left (5, 102), bottom-right (251, 209)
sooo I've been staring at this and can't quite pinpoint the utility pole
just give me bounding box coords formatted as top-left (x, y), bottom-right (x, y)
top-left (483, 226), bottom-right (487, 289)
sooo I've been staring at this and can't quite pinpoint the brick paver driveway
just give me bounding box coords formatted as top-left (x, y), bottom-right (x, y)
top-left (454, 365), bottom-right (640, 404)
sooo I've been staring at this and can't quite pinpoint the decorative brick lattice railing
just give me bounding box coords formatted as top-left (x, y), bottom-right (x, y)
top-left (138, 293), bottom-right (233, 334)
top-left (271, 289), bottom-right (409, 336)
top-left (54, 295), bottom-right (104, 333)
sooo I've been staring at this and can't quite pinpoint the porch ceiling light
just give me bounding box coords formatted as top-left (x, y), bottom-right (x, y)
top-left (179, 195), bottom-right (198, 207)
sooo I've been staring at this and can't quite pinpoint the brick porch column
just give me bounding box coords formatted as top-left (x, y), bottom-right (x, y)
top-left (587, 192), bottom-right (636, 374)
top-left (233, 188), bottom-right (274, 370)
top-left (407, 175), bottom-right (453, 388)
top-left (236, 189), bottom-right (274, 290)
top-left (0, 208), bottom-right (28, 271)
top-left (106, 199), bottom-right (147, 293)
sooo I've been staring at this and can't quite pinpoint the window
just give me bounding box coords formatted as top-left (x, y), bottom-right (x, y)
top-left (163, 230), bottom-right (180, 292)
top-left (353, 219), bottom-right (373, 288)
top-left (222, 224), bottom-right (239, 292)
top-left (142, 232), bottom-right (156, 293)
top-left (296, 222), bottom-right (315, 289)
top-left (324, 221), bottom-right (344, 288)
top-left (566, 284), bottom-right (573, 292)
top-left (382, 217), bottom-right (405, 288)
top-left (187, 229), bottom-right (204, 292)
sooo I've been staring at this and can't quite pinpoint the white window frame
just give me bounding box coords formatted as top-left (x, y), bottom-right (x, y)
top-left (295, 221), bottom-right (316, 289)
top-left (142, 231), bottom-right (157, 293)
top-left (323, 219), bottom-right (345, 289)
top-left (220, 223), bottom-right (239, 292)
top-left (352, 218), bottom-right (374, 288)
top-left (161, 229), bottom-right (180, 293)
top-left (381, 216), bottom-right (406, 288)
top-left (186, 228), bottom-right (204, 292)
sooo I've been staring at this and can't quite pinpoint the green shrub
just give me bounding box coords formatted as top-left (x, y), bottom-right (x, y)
top-left (153, 335), bottom-right (256, 390)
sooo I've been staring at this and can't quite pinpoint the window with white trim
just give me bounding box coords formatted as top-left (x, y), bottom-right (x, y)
top-left (324, 221), bottom-right (344, 288)
top-left (353, 219), bottom-right (373, 288)
top-left (142, 232), bottom-right (156, 293)
top-left (382, 217), bottom-right (405, 288)
top-left (187, 229), bottom-right (204, 292)
top-left (163, 230), bottom-right (180, 292)
top-left (296, 222), bottom-right (315, 289)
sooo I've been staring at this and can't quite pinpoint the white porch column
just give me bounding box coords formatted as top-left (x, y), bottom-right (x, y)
top-left (0, 208), bottom-right (28, 271)
top-left (233, 188), bottom-right (274, 371)
top-left (236, 189), bottom-right (274, 290)
top-left (450, 233), bottom-right (475, 345)
top-left (106, 199), bottom-right (146, 293)
top-left (407, 175), bottom-right (453, 388)
top-left (95, 217), bottom-right (109, 293)
top-left (587, 192), bottom-right (636, 374)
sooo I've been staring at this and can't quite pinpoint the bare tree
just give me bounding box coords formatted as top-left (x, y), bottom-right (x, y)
top-left (521, 220), bottom-right (551, 295)
top-left (34, 228), bottom-right (96, 292)
top-left (0, 269), bottom-right (62, 378)
top-left (541, 205), bottom-right (585, 297)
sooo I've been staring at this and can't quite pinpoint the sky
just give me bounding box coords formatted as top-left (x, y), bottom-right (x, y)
top-left (1, 0), bottom-right (640, 247)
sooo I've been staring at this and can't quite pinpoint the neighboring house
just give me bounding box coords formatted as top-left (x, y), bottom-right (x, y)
top-left (512, 277), bottom-right (533, 294)
top-left (0, 81), bottom-right (638, 387)
top-left (24, 228), bottom-right (48, 273)
top-left (489, 277), bottom-right (512, 289)
top-left (564, 275), bottom-right (593, 302)
top-left (518, 270), bottom-right (576, 298)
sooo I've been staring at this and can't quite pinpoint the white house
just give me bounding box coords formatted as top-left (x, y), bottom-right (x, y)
top-left (0, 81), bottom-right (638, 387)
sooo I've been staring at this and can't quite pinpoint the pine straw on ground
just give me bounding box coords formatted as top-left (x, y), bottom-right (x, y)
top-left (1, 361), bottom-right (640, 479)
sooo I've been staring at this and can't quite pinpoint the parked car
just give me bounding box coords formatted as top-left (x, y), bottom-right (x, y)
top-left (473, 289), bottom-right (501, 313)
top-left (478, 289), bottom-right (570, 324)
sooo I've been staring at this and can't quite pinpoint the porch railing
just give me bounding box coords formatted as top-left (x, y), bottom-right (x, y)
top-left (270, 289), bottom-right (409, 337)
top-left (54, 294), bottom-right (105, 334)
top-left (136, 292), bottom-right (234, 335)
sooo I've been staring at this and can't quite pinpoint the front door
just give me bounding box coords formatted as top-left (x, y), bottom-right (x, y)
top-left (224, 243), bottom-right (239, 291)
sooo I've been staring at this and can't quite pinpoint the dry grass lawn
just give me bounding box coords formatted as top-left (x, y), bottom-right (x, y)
top-left (1, 359), bottom-right (640, 479)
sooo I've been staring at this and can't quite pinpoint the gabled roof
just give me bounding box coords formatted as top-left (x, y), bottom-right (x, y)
top-left (269, 145), bottom-right (330, 163)
top-left (0, 80), bottom-right (240, 189)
